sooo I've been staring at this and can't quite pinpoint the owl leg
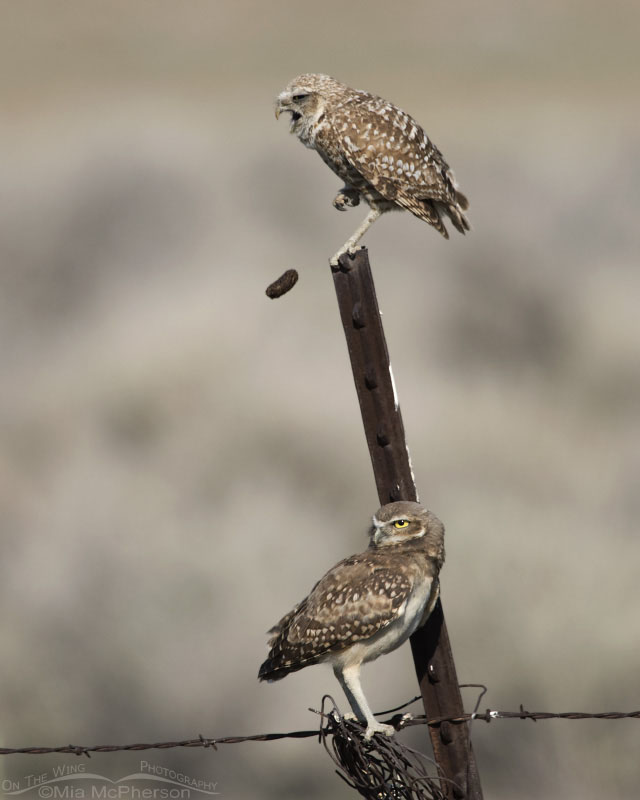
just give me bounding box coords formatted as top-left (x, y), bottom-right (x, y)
top-left (333, 186), bottom-right (360, 211)
top-left (330, 207), bottom-right (382, 266)
top-left (334, 663), bottom-right (395, 739)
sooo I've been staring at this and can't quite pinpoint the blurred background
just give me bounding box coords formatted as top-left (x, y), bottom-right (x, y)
top-left (1, 2), bottom-right (639, 798)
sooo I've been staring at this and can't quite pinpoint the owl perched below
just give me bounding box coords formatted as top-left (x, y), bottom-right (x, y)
top-left (258, 502), bottom-right (445, 739)
top-left (275, 74), bottom-right (469, 265)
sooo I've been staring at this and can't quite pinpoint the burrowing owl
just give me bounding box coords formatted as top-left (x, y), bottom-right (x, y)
top-left (258, 501), bottom-right (445, 739)
top-left (275, 74), bottom-right (469, 265)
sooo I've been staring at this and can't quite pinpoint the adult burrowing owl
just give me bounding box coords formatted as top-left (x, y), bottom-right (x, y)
top-left (275, 74), bottom-right (469, 265)
top-left (258, 501), bottom-right (445, 739)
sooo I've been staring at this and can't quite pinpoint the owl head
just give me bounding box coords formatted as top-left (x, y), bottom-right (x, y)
top-left (275, 74), bottom-right (340, 140)
top-left (369, 501), bottom-right (445, 560)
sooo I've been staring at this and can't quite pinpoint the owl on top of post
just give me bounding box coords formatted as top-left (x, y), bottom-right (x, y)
top-left (275, 74), bottom-right (469, 265)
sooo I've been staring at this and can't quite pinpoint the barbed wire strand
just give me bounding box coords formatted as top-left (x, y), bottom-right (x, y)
top-left (1, 702), bottom-right (638, 758)
top-left (315, 696), bottom-right (451, 800)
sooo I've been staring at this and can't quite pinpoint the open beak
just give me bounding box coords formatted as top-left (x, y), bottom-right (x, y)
top-left (275, 95), bottom-right (302, 133)
top-left (274, 97), bottom-right (287, 120)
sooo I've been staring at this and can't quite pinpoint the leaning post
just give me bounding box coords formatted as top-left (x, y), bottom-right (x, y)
top-left (331, 247), bottom-right (483, 800)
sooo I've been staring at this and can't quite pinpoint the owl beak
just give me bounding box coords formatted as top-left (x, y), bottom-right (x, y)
top-left (274, 96), bottom-right (288, 120)
top-left (370, 518), bottom-right (384, 546)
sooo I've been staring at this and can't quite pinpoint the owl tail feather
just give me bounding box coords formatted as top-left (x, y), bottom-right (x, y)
top-left (455, 189), bottom-right (469, 211)
top-left (258, 654), bottom-right (315, 682)
top-left (439, 200), bottom-right (471, 235)
top-left (258, 658), bottom-right (289, 682)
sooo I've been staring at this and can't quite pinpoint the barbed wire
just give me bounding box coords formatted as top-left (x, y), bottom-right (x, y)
top-left (318, 696), bottom-right (448, 800)
top-left (1, 697), bottom-right (638, 758)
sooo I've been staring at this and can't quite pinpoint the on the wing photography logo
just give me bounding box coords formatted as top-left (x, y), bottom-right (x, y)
top-left (2, 761), bottom-right (220, 798)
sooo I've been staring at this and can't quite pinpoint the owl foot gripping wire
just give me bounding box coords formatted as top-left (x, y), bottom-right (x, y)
top-left (258, 502), bottom-right (445, 740)
top-left (275, 73), bottom-right (469, 266)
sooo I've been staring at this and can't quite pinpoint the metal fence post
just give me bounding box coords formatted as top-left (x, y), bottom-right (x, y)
top-left (331, 248), bottom-right (483, 800)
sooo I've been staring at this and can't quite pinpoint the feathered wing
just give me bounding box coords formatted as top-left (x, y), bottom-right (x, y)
top-left (329, 93), bottom-right (470, 237)
top-left (258, 553), bottom-right (413, 682)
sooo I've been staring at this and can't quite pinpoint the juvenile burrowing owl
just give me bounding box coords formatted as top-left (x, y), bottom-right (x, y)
top-left (258, 501), bottom-right (445, 739)
top-left (275, 74), bottom-right (469, 265)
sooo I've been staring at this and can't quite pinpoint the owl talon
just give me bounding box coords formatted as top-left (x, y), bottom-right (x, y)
top-left (333, 195), bottom-right (348, 212)
top-left (364, 722), bottom-right (396, 740)
top-left (329, 245), bottom-right (362, 267)
top-left (333, 188), bottom-right (360, 211)
top-left (339, 711), bottom-right (394, 739)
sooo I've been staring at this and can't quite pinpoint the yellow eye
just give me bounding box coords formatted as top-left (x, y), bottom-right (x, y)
top-left (393, 520), bottom-right (409, 529)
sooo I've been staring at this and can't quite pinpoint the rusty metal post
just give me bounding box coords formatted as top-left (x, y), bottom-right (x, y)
top-left (331, 247), bottom-right (483, 800)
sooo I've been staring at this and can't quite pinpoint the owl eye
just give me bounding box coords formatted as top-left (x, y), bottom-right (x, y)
top-left (393, 520), bottom-right (409, 529)
top-left (292, 93), bottom-right (310, 101)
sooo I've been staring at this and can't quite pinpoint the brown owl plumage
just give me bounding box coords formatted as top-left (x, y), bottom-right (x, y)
top-left (258, 501), bottom-right (445, 739)
top-left (275, 74), bottom-right (469, 264)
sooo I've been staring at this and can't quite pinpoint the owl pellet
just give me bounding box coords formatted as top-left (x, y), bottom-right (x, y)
top-left (266, 269), bottom-right (299, 298)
